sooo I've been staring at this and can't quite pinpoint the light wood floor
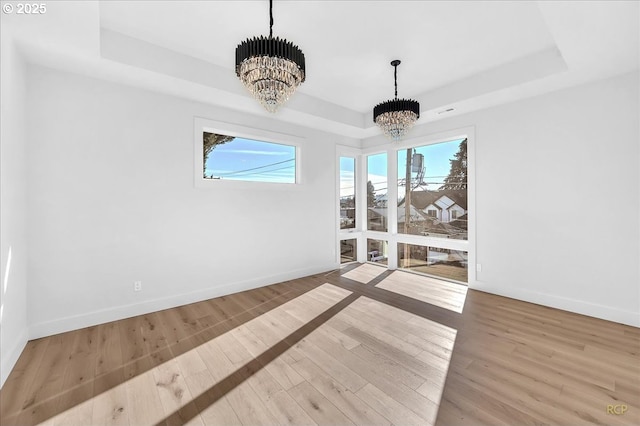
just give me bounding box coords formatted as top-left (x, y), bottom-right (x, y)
top-left (1, 264), bottom-right (638, 425)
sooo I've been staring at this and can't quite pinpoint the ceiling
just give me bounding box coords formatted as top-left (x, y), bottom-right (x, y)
top-left (3, 1), bottom-right (639, 139)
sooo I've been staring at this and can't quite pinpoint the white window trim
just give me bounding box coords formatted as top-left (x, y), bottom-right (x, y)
top-left (194, 117), bottom-right (305, 189)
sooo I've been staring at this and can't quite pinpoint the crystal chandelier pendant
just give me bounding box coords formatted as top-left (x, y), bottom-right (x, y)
top-left (374, 108), bottom-right (419, 141)
top-left (373, 60), bottom-right (420, 141)
top-left (237, 51), bottom-right (305, 113)
top-left (235, 1), bottom-right (306, 113)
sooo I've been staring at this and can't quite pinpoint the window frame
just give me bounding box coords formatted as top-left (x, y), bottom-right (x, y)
top-left (194, 117), bottom-right (304, 189)
top-left (339, 238), bottom-right (358, 264)
top-left (338, 156), bottom-right (357, 231)
top-left (336, 145), bottom-right (364, 263)
top-left (355, 126), bottom-right (475, 284)
top-left (365, 151), bottom-right (390, 233)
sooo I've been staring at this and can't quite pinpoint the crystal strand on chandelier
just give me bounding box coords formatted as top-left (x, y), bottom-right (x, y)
top-left (238, 56), bottom-right (305, 113)
top-left (375, 111), bottom-right (419, 141)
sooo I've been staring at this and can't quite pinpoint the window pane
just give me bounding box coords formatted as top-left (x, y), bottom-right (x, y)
top-left (367, 153), bottom-right (388, 231)
top-left (340, 157), bottom-right (356, 229)
top-left (397, 138), bottom-right (467, 239)
top-left (340, 239), bottom-right (357, 264)
top-left (204, 132), bottom-right (296, 183)
top-left (398, 243), bottom-right (468, 282)
top-left (367, 239), bottom-right (388, 265)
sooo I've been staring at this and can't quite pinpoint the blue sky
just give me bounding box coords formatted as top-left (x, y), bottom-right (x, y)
top-left (205, 137), bottom-right (296, 183)
top-left (397, 138), bottom-right (464, 190)
top-left (340, 157), bottom-right (356, 197)
top-left (340, 138), bottom-right (464, 197)
top-left (209, 136), bottom-right (463, 189)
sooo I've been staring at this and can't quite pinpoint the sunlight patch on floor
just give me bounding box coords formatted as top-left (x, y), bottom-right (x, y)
top-left (341, 263), bottom-right (387, 284)
top-left (375, 270), bottom-right (468, 313)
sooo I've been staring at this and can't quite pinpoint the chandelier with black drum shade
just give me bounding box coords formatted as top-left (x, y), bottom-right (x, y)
top-left (373, 60), bottom-right (420, 141)
top-left (235, 0), bottom-right (306, 113)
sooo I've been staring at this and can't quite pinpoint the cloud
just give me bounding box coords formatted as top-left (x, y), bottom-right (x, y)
top-left (340, 171), bottom-right (355, 196)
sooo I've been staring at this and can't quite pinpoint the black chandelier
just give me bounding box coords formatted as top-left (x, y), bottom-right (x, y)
top-left (373, 60), bottom-right (420, 141)
top-left (235, 0), bottom-right (306, 113)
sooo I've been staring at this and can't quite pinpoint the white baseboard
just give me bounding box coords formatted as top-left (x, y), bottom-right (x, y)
top-left (29, 263), bottom-right (339, 340)
top-left (1, 327), bottom-right (28, 389)
top-left (470, 280), bottom-right (640, 327)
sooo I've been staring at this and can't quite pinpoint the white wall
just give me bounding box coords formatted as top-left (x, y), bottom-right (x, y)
top-left (0, 26), bottom-right (30, 387)
top-left (26, 65), bottom-right (356, 338)
top-left (367, 71), bottom-right (640, 326)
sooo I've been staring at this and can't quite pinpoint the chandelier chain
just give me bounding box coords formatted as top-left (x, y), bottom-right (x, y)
top-left (394, 63), bottom-right (398, 99)
top-left (269, 0), bottom-right (273, 38)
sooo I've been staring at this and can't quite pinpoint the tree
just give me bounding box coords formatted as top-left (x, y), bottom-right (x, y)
top-left (441, 138), bottom-right (467, 190)
top-left (367, 180), bottom-right (376, 207)
top-left (203, 132), bottom-right (235, 177)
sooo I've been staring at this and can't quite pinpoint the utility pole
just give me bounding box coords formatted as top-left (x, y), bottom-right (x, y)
top-left (404, 148), bottom-right (412, 267)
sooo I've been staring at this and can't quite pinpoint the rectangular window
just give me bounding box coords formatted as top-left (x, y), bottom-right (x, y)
top-left (340, 239), bottom-right (357, 264)
top-left (340, 157), bottom-right (356, 230)
top-left (397, 138), bottom-right (467, 240)
top-left (367, 153), bottom-right (388, 231)
top-left (203, 132), bottom-right (296, 183)
top-left (367, 239), bottom-right (388, 265)
top-left (398, 243), bottom-right (468, 282)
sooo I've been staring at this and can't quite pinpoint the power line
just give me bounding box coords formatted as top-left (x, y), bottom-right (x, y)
top-left (342, 180), bottom-right (466, 192)
top-left (214, 158), bottom-right (294, 177)
top-left (230, 164), bottom-right (294, 177)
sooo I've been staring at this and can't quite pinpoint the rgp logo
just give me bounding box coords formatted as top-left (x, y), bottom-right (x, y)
top-left (606, 404), bottom-right (628, 415)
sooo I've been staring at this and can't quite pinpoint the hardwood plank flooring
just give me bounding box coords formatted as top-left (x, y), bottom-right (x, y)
top-left (1, 263), bottom-right (638, 425)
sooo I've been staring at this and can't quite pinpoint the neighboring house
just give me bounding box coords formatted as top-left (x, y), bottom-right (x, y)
top-left (398, 190), bottom-right (467, 223)
top-left (420, 220), bottom-right (467, 239)
top-left (374, 193), bottom-right (388, 207)
top-left (365, 190), bottom-right (467, 235)
top-left (397, 190), bottom-right (468, 238)
top-left (340, 207), bottom-right (356, 227)
top-left (367, 207), bottom-right (388, 231)
top-left (450, 213), bottom-right (468, 230)
top-left (397, 204), bottom-right (427, 226)
top-left (371, 204), bottom-right (427, 232)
